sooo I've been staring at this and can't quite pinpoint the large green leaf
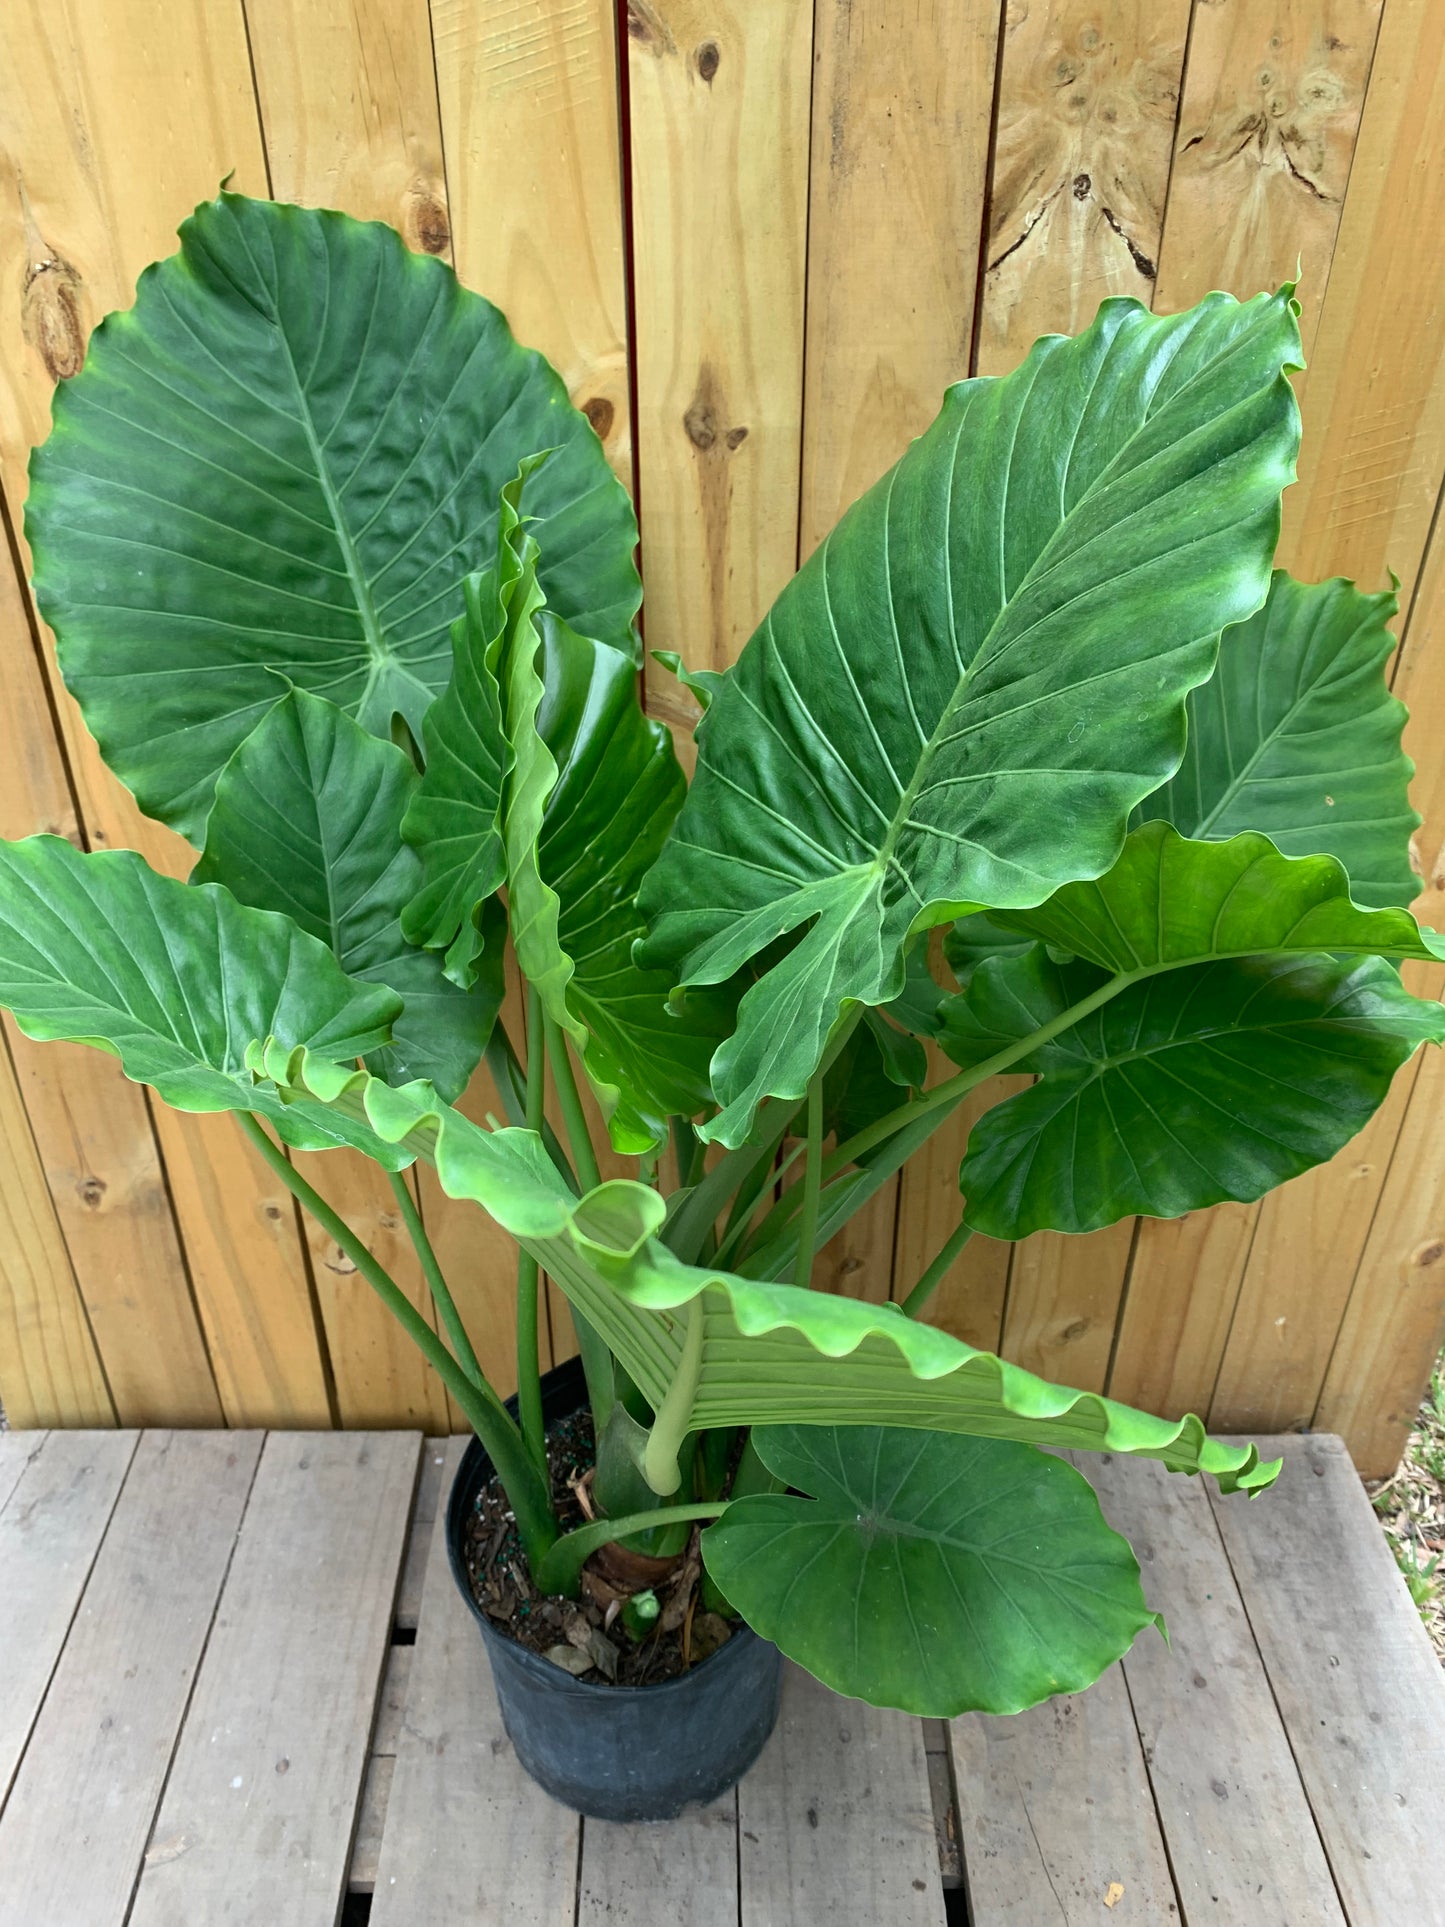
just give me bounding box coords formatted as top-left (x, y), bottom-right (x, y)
top-left (638, 289), bottom-right (1303, 1146)
top-left (936, 828), bottom-right (1445, 1235)
top-left (192, 686), bottom-right (501, 1099)
top-left (27, 191), bottom-right (640, 840)
top-left (978, 820), bottom-right (1444, 978)
top-left (403, 468), bottom-right (718, 1151)
top-left (245, 1043), bottom-right (1282, 1495)
top-left (0, 836), bottom-right (405, 1159)
top-left (702, 1427), bottom-right (1160, 1715)
top-left (1137, 572), bottom-right (1418, 908)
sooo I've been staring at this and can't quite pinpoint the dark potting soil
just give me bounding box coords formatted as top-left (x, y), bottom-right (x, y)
top-left (460, 1407), bottom-right (736, 1688)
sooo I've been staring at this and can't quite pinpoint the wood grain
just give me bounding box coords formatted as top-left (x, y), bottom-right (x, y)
top-left (0, 1429), bottom-right (137, 1805)
top-left (951, 1663), bottom-right (1178, 1924)
top-left (1105, 1203), bottom-right (1257, 1421)
top-left (738, 1662), bottom-right (943, 1927)
top-left (1209, 1433), bottom-right (1445, 1927)
top-left (433, 0), bottom-right (633, 484)
top-left (1086, 1452), bottom-right (1346, 1925)
top-left (800, 0), bottom-right (998, 553)
top-left (1001, 1221), bottom-right (1135, 1395)
top-left (0, 1030), bottom-right (111, 1429)
top-left (580, 1794), bottom-right (739, 1925)
top-left (0, 0), bottom-right (335, 1429)
top-left (628, 0), bottom-right (813, 751)
top-left (1152, 0), bottom-right (1383, 350)
top-left (129, 1432), bottom-right (418, 1927)
top-left (370, 1435), bottom-right (581, 1925)
top-left (1314, 1001), bottom-right (1445, 1475)
top-left (1279, 0), bottom-right (1445, 594)
top-left (296, 1153), bottom-right (451, 1431)
top-left (1208, 1017), bottom-right (1431, 1433)
top-left (977, 0), bottom-right (1192, 376)
top-left (0, 1431), bottom-right (260, 1927)
top-left (244, 0), bottom-right (451, 255)
top-left (897, 1054), bottom-right (1028, 1349)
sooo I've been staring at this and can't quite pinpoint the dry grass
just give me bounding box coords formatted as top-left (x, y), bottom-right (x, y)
top-left (1369, 1356), bottom-right (1445, 1662)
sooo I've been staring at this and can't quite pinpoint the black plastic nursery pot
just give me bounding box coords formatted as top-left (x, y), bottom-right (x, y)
top-left (445, 1357), bottom-right (784, 1822)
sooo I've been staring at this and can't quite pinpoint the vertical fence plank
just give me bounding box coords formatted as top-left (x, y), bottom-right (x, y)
top-left (800, 0), bottom-right (998, 553)
top-left (1106, 1201), bottom-right (1257, 1419)
top-left (243, 0), bottom-right (451, 252)
top-left (628, 0), bottom-right (813, 750)
top-left (802, 1), bottom-right (999, 1307)
top-left (0, 516), bottom-right (112, 1426)
top-left (0, 1030), bottom-right (112, 1428)
top-left (0, 0), bottom-right (336, 1427)
top-left (975, 0), bottom-right (1192, 378)
top-left (426, 0), bottom-right (635, 1384)
top-left (1279, 0), bottom-right (1445, 591)
top-left (0, 478), bottom-right (221, 1425)
top-left (1152, 0), bottom-right (1383, 352)
top-left (235, 0), bottom-right (470, 1427)
top-left (432, 0), bottom-right (632, 485)
top-left (971, 0), bottom-right (1191, 1371)
top-left (1193, 0), bottom-right (1445, 1450)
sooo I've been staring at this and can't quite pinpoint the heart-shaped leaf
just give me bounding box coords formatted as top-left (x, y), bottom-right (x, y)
top-left (638, 288), bottom-right (1302, 1146)
top-left (702, 1426), bottom-right (1161, 1715)
top-left (192, 686), bottom-right (502, 1099)
top-left (27, 192), bottom-right (640, 839)
top-left (403, 468), bottom-right (719, 1150)
top-left (0, 836), bottom-right (404, 1159)
top-left (1137, 572), bottom-right (1418, 907)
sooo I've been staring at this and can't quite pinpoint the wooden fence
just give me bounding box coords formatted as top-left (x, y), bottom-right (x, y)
top-left (1, 0), bottom-right (1443, 1475)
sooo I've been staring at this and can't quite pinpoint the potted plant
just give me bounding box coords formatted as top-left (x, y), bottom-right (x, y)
top-left (1, 192), bottom-right (1438, 1822)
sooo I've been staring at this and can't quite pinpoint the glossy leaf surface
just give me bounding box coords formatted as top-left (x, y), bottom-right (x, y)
top-left (703, 1427), bottom-right (1160, 1715)
top-left (639, 290), bottom-right (1303, 1145)
top-left (193, 687), bottom-right (501, 1099)
top-left (27, 192), bottom-right (639, 839)
top-left (1138, 572), bottom-right (1418, 907)
top-left (946, 967), bottom-right (1442, 1247)
top-left (0, 836), bottom-right (404, 1159)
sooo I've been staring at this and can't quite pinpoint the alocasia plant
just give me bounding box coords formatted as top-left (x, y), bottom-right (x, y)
top-left (3, 191), bottom-right (1440, 1721)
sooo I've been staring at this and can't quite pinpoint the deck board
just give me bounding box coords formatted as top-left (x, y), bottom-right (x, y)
top-left (0, 1431), bottom-right (260, 1927)
top-left (1087, 1451), bottom-right (1349, 1926)
top-left (0, 1430), bottom-right (1437, 1925)
top-left (0, 1429), bottom-right (137, 1808)
top-left (127, 1432), bottom-right (418, 1927)
top-left (1209, 1433), bottom-right (1445, 1927)
top-left (739, 1663), bottom-right (945, 1926)
top-left (950, 1663), bottom-right (1179, 1924)
top-left (368, 1436), bottom-right (582, 1926)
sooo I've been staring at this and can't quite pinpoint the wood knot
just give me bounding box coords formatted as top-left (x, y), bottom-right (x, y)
top-left (683, 396), bottom-right (718, 451)
top-left (626, 0), bottom-right (676, 54)
top-left (22, 251), bottom-right (86, 381)
top-left (410, 194), bottom-right (451, 257)
top-left (725, 424), bottom-right (748, 449)
top-left (696, 39), bottom-right (720, 82)
top-left (582, 395), bottom-right (615, 440)
top-left (1412, 1239), bottom-right (1444, 1267)
top-left (1059, 1316), bottom-right (1089, 1342)
top-left (77, 1175), bottom-right (107, 1210)
top-left (1073, 172), bottom-right (1092, 199)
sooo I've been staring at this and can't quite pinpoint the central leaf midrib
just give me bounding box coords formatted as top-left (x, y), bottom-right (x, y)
top-left (861, 338), bottom-right (1263, 899)
top-left (264, 299), bottom-right (399, 712)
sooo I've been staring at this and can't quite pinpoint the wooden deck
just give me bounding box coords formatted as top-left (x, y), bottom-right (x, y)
top-left (0, 1431), bottom-right (1441, 1926)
